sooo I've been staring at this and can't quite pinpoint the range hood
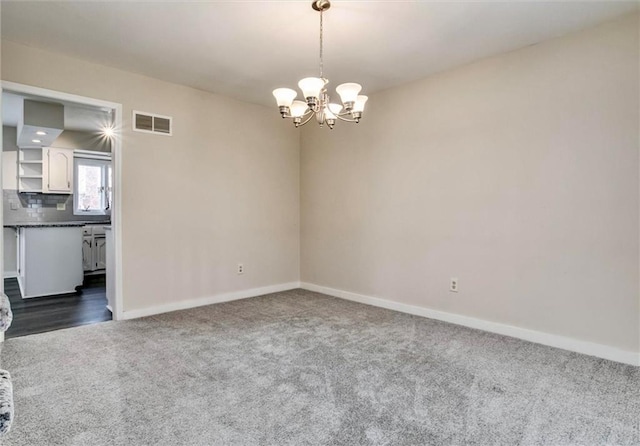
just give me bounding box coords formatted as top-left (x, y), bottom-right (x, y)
top-left (17, 99), bottom-right (64, 148)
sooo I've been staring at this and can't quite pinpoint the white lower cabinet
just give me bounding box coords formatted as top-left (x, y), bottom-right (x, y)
top-left (18, 226), bottom-right (84, 298)
top-left (83, 225), bottom-right (107, 273)
top-left (82, 236), bottom-right (93, 271)
top-left (95, 237), bottom-right (107, 270)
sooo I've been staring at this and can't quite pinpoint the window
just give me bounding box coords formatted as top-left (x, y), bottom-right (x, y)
top-left (74, 156), bottom-right (112, 215)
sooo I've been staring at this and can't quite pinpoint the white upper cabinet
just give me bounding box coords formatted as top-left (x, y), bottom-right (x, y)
top-left (43, 147), bottom-right (73, 194)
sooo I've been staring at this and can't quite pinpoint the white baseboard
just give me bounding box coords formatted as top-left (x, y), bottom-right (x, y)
top-left (3, 272), bottom-right (17, 279)
top-left (300, 282), bottom-right (640, 367)
top-left (122, 281), bottom-right (301, 320)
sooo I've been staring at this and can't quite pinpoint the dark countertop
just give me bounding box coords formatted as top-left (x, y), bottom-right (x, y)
top-left (4, 221), bottom-right (111, 228)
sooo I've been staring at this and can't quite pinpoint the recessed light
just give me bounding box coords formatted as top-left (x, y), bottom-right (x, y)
top-left (36, 131), bottom-right (47, 136)
top-left (102, 126), bottom-right (115, 138)
top-left (32, 139), bottom-right (42, 143)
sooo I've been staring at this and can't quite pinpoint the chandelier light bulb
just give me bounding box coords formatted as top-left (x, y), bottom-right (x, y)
top-left (290, 100), bottom-right (310, 118)
top-left (353, 95), bottom-right (368, 113)
top-left (336, 83), bottom-right (362, 107)
top-left (298, 77), bottom-right (325, 100)
top-left (272, 88), bottom-right (298, 107)
top-left (328, 103), bottom-right (343, 115)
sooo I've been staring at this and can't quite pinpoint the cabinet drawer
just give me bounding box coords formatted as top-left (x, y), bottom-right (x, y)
top-left (83, 225), bottom-right (107, 236)
top-left (92, 226), bottom-right (106, 236)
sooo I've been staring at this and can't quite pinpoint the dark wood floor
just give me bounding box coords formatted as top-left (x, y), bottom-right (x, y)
top-left (4, 275), bottom-right (112, 339)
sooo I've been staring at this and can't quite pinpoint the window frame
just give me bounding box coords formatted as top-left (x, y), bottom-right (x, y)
top-left (73, 154), bottom-right (112, 216)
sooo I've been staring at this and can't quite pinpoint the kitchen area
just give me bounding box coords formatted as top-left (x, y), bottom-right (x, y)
top-left (2, 92), bottom-right (115, 338)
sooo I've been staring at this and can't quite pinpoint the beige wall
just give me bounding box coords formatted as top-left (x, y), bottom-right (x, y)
top-left (2, 126), bottom-right (18, 190)
top-left (301, 14), bottom-right (640, 353)
top-left (3, 229), bottom-right (16, 276)
top-left (2, 40), bottom-right (300, 312)
top-left (2, 127), bottom-right (18, 275)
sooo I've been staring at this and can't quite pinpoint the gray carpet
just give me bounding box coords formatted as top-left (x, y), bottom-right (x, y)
top-left (1, 289), bottom-right (638, 445)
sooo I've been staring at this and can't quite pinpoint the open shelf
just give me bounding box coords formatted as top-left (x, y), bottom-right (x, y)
top-left (18, 148), bottom-right (44, 191)
top-left (19, 176), bottom-right (43, 193)
top-left (19, 147), bottom-right (44, 163)
top-left (19, 161), bottom-right (43, 178)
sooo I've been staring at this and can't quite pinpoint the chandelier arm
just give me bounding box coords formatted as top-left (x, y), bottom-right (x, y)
top-left (299, 112), bottom-right (316, 127)
top-left (334, 114), bottom-right (359, 123)
top-left (284, 108), bottom-right (313, 120)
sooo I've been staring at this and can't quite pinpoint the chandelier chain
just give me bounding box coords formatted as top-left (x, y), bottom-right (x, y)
top-left (319, 8), bottom-right (324, 78)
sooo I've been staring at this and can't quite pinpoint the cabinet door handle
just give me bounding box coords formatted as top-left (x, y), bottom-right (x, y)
top-left (68, 181), bottom-right (70, 188)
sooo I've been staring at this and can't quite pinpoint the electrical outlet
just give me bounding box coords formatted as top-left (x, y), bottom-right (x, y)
top-left (450, 277), bottom-right (458, 293)
top-left (237, 263), bottom-right (244, 275)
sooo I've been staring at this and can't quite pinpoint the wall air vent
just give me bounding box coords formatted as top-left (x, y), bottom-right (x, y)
top-left (133, 111), bottom-right (172, 136)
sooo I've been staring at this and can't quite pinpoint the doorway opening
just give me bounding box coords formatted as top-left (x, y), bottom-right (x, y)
top-left (1, 81), bottom-right (123, 339)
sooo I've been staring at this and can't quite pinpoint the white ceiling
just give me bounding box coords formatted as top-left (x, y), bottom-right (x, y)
top-left (2, 92), bottom-right (113, 132)
top-left (2, 1), bottom-right (637, 107)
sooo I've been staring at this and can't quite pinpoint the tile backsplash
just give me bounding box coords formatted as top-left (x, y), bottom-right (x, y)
top-left (3, 189), bottom-right (110, 224)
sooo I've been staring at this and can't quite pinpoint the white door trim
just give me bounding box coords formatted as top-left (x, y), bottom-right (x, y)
top-left (1, 81), bottom-right (125, 321)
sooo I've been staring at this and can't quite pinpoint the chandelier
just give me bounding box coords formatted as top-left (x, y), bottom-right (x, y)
top-left (272, 0), bottom-right (368, 129)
